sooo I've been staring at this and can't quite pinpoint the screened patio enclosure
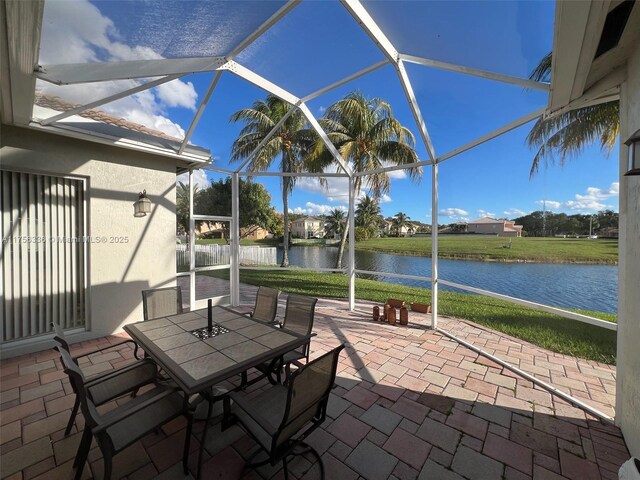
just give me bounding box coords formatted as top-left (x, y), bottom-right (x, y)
top-left (2, 0), bottom-right (639, 454)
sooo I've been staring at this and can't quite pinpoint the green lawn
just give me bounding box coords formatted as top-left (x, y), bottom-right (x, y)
top-left (202, 268), bottom-right (616, 364)
top-left (356, 236), bottom-right (618, 264)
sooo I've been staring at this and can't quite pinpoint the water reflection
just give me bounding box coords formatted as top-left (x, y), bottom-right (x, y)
top-left (277, 246), bottom-right (617, 314)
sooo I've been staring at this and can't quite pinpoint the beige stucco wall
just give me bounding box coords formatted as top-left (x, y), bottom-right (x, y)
top-left (616, 42), bottom-right (640, 458)
top-left (1, 125), bottom-right (178, 354)
top-left (468, 223), bottom-right (501, 235)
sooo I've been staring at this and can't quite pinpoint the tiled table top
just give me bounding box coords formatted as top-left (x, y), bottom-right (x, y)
top-left (124, 306), bottom-right (308, 395)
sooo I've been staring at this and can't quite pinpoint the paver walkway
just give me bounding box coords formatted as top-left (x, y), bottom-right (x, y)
top-left (0, 293), bottom-right (629, 480)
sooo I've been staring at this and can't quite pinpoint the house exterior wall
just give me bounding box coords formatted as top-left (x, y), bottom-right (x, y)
top-left (616, 41), bottom-right (640, 458)
top-left (468, 223), bottom-right (502, 235)
top-left (241, 226), bottom-right (268, 240)
top-left (1, 125), bottom-right (178, 356)
top-left (467, 221), bottom-right (521, 237)
top-left (291, 218), bottom-right (324, 238)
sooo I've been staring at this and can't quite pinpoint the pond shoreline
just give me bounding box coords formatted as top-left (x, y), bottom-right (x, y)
top-left (353, 248), bottom-right (619, 265)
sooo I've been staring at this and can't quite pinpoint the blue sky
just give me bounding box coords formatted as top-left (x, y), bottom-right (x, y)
top-left (38, 0), bottom-right (620, 224)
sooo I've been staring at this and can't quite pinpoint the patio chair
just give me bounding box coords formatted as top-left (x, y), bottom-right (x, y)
top-left (223, 344), bottom-right (344, 480)
top-left (248, 286), bottom-right (280, 324)
top-left (141, 286), bottom-right (183, 321)
top-left (251, 293), bottom-right (318, 386)
top-left (51, 323), bottom-right (145, 436)
top-left (56, 346), bottom-right (193, 480)
top-left (278, 293), bottom-right (318, 383)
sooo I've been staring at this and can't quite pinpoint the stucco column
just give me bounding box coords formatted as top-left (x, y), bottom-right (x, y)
top-left (615, 41), bottom-right (640, 458)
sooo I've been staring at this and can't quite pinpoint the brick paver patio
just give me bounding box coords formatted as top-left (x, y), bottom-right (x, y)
top-left (0, 292), bottom-right (629, 480)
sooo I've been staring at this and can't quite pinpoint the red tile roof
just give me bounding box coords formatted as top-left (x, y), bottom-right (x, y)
top-left (34, 92), bottom-right (183, 142)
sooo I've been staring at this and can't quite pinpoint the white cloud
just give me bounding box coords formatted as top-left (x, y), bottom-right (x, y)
top-left (567, 182), bottom-right (619, 211)
top-left (535, 200), bottom-right (562, 211)
top-left (503, 208), bottom-right (526, 217)
top-left (534, 183), bottom-right (619, 213)
top-left (37, 0), bottom-right (197, 138)
top-left (290, 202), bottom-right (346, 216)
top-left (476, 209), bottom-right (495, 218)
top-left (176, 169), bottom-right (209, 190)
top-left (380, 161), bottom-right (408, 180)
top-left (565, 199), bottom-right (606, 211)
top-left (296, 176), bottom-right (350, 202)
top-left (156, 80), bottom-right (198, 111)
top-left (439, 208), bottom-right (469, 218)
top-left (380, 194), bottom-right (392, 203)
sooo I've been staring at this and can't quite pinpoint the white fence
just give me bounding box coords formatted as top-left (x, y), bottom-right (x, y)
top-left (176, 244), bottom-right (277, 267)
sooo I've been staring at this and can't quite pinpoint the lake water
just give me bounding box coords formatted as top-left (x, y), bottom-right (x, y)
top-left (277, 246), bottom-right (618, 314)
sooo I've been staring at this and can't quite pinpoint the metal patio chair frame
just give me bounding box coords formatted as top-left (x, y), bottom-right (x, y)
top-left (51, 322), bottom-right (143, 436)
top-left (223, 344), bottom-right (345, 480)
top-left (56, 346), bottom-right (193, 480)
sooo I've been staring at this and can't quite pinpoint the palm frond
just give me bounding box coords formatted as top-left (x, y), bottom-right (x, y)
top-left (529, 52), bottom-right (552, 82)
top-left (527, 101), bottom-right (619, 177)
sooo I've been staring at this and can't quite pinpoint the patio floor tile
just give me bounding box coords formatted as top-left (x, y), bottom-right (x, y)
top-left (345, 439), bottom-right (398, 480)
top-left (483, 432), bottom-right (533, 475)
top-left (416, 418), bottom-right (461, 454)
top-left (326, 413), bottom-right (371, 448)
top-left (0, 288), bottom-right (629, 479)
top-left (383, 427), bottom-right (432, 470)
top-left (360, 404), bottom-right (403, 435)
top-left (451, 445), bottom-right (504, 479)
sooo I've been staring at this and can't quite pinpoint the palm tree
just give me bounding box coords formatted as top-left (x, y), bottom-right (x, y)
top-left (392, 212), bottom-right (411, 237)
top-left (230, 95), bottom-right (309, 267)
top-left (527, 52), bottom-right (619, 178)
top-left (308, 92), bottom-right (421, 268)
top-left (355, 193), bottom-right (383, 238)
top-left (325, 208), bottom-right (345, 239)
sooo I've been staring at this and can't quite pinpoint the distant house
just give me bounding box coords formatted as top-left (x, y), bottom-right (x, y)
top-left (197, 221), bottom-right (227, 239)
top-left (383, 218), bottom-right (416, 237)
top-left (241, 225), bottom-right (270, 240)
top-left (291, 216), bottom-right (325, 239)
top-left (467, 217), bottom-right (523, 237)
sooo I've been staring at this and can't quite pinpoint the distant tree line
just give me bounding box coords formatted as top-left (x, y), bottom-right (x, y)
top-left (513, 210), bottom-right (618, 237)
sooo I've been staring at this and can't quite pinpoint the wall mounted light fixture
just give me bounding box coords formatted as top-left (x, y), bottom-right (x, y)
top-left (624, 129), bottom-right (640, 176)
top-left (133, 190), bottom-right (151, 217)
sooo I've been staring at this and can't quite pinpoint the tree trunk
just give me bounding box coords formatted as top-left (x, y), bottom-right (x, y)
top-left (335, 216), bottom-right (349, 270)
top-left (281, 176), bottom-right (290, 268)
top-left (336, 177), bottom-right (360, 270)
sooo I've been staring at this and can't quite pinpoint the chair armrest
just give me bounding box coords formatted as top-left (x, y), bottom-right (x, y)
top-left (85, 358), bottom-right (158, 388)
top-left (73, 339), bottom-right (140, 361)
top-left (93, 387), bottom-right (182, 433)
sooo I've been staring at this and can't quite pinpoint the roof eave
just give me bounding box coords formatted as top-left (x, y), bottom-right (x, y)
top-left (28, 121), bottom-right (211, 169)
top-left (549, 0), bottom-right (640, 114)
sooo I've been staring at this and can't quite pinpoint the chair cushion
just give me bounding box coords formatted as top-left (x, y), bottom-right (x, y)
top-left (230, 385), bottom-right (288, 450)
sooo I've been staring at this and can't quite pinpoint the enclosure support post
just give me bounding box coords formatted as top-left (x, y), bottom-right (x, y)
top-left (188, 169), bottom-right (196, 311)
top-left (431, 163), bottom-right (438, 329)
top-left (348, 176), bottom-right (356, 310)
top-left (231, 173), bottom-right (240, 306)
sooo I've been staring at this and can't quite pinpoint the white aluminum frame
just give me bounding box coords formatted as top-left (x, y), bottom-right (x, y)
top-left (20, 0), bottom-right (620, 420)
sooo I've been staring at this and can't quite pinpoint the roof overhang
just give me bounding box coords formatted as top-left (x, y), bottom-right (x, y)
top-left (549, 0), bottom-right (640, 115)
top-left (0, 0), bottom-right (211, 170)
